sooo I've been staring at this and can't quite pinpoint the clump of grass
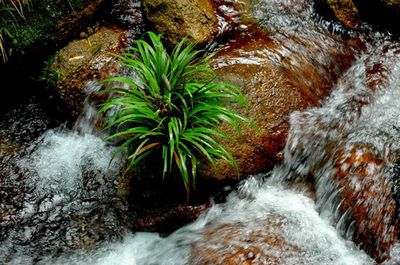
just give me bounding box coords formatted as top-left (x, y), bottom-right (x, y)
top-left (0, 0), bottom-right (31, 61)
top-left (100, 32), bottom-right (250, 195)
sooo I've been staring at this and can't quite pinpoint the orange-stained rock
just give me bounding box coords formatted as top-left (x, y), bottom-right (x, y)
top-left (190, 217), bottom-right (300, 265)
top-left (50, 26), bottom-right (129, 119)
top-left (334, 144), bottom-right (398, 261)
top-left (199, 26), bottom-right (361, 181)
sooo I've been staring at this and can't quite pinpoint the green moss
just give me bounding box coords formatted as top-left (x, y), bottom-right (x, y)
top-left (1, 0), bottom-right (92, 55)
top-left (39, 54), bottom-right (61, 87)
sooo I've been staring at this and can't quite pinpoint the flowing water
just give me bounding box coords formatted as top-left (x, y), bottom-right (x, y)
top-left (2, 0), bottom-right (400, 264)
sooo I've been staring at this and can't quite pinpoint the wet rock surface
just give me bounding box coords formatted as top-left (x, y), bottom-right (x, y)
top-left (190, 216), bottom-right (300, 265)
top-left (282, 42), bottom-right (400, 262)
top-left (334, 144), bottom-right (398, 261)
top-left (142, 0), bottom-right (219, 45)
top-left (200, 23), bottom-right (361, 180)
top-left (105, 0), bottom-right (145, 34)
top-left (49, 26), bottom-right (129, 119)
top-left (135, 204), bottom-right (209, 233)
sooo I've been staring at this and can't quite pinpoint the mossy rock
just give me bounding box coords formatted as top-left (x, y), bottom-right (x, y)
top-left (0, 0), bottom-right (105, 58)
top-left (48, 26), bottom-right (128, 119)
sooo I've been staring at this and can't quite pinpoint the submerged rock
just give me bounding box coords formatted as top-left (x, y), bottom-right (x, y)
top-left (142, 0), bottom-right (219, 45)
top-left (49, 26), bottom-right (128, 119)
top-left (190, 217), bottom-right (300, 265)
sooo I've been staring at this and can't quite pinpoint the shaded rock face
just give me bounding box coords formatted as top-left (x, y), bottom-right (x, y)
top-left (135, 204), bottom-right (209, 233)
top-left (319, 0), bottom-right (360, 29)
top-left (317, 0), bottom-right (400, 32)
top-left (142, 0), bottom-right (219, 45)
top-left (199, 25), bottom-right (361, 181)
top-left (50, 26), bottom-right (128, 119)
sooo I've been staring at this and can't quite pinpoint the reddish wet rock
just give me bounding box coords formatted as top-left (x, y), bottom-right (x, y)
top-left (200, 26), bottom-right (362, 181)
top-left (190, 217), bottom-right (300, 265)
top-left (334, 144), bottom-right (398, 262)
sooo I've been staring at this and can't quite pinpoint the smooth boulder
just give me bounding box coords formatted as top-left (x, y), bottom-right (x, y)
top-left (142, 0), bottom-right (219, 45)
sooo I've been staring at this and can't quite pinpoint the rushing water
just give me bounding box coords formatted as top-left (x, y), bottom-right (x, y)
top-left (2, 0), bottom-right (400, 264)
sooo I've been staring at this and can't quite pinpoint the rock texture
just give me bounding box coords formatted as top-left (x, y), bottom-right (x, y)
top-left (334, 144), bottom-right (398, 261)
top-left (142, 0), bottom-right (219, 45)
top-left (200, 26), bottom-right (360, 181)
top-left (50, 26), bottom-right (128, 119)
top-left (0, 134), bottom-right (19, 162)
top-left (190, 218), bottom-right (300, 265)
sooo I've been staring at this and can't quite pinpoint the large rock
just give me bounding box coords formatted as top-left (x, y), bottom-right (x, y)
top-left (142, 0), bottom-right (219, 45)
top-left (199, 26), bottom-right (361, 181)
top-left (49, 26), bottom-right (129, 119)
top-left (281, 42), bottom-right (400, 262)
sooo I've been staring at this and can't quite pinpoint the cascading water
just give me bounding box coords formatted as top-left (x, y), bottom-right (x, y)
top-left (2, 0), bottom-right (400, 264)
top-left (0, 83), bottom-right (130, 264)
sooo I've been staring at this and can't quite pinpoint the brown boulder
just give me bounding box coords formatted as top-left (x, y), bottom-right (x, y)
top-left (200, 26), bottom-right (361, 181)
top-left (50, 26), bottom-right (129, 119)
top-left (142, 0), bottom-right (219, 45)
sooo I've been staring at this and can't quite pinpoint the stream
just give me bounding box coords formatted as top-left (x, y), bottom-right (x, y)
top-left (2, 0), bottom-right (400, 264)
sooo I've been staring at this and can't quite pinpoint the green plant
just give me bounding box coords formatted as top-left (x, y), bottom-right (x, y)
top-left (0, 0), bottom-right (31, 61)
top-left (100, 32), bottom-right (250, 195)
top-left (39, 55), bottom-right (61, 86)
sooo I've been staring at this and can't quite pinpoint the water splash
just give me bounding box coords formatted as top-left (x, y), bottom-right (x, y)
top-left (38, 177), bottom-right (373, 265)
